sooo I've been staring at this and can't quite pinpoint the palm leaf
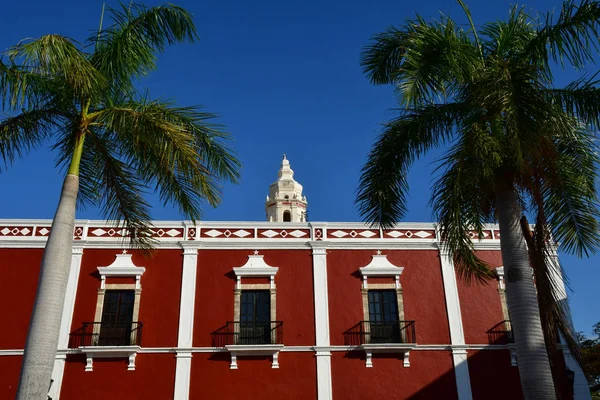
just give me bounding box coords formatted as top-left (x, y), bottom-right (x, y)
top-left (524, 0), bottom-right (600, 69)
top-left (6, 35), bottom-right (106, 99)
top-left (91, 3), bottom-right (198, 90)
top-left (356, 102), bottom-right (470, 227)
top-left (0, 108), bottom-right (64, 171)
top-left (93, 99), bottom-right (240, 221)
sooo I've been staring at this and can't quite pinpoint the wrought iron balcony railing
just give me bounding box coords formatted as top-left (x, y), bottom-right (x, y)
top-left (344, 320), bottom-right (416, 346)
top-left (69, 322), bottom-right (143, 347)
top-left (212, 321), bottom-right (283, 347)
top-left (487, 320), bottom-right (514, 344)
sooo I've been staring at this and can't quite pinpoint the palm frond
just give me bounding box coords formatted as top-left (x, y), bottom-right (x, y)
top-left (545, 76), bottom-right (600, 129)
top-left (480, 5), bottom-right (537, 59)
top-left (0, 108), bottom-right (63, 171)
top-left (81, 129), bottom-right (155, 248)
top-left (356, 102), bottom-right (468, 227)
top-left (6, 35), bottom-right (105, 99)
top-left (524, 0), bottom-right (600, 70)
top-left (0, 60), bottom-right (61, 111)
top-left (432, 125), bottom-right (500, 282)
top-left (91, 3), bottom-right (198, 90)
top-left (93, 99), bottom-right (240, 221)
top-left (361, 15), bottom-right (480, 106)
top-left (539, 126), bottom-right (600, 256)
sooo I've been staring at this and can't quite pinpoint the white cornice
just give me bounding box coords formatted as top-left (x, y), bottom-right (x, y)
top-left (359, 254), bottom-right (404, 277)
top-left (233, 254), bottom-right (279, 277)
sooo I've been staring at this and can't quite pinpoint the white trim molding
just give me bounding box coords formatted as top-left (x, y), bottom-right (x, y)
top-left (310, 242), bottom-right (333, 400)
top-left (438, 248), bottom-right (473, 400)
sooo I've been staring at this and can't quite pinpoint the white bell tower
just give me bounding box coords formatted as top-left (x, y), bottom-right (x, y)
top-left (265, 155), bottom-right (307, 222)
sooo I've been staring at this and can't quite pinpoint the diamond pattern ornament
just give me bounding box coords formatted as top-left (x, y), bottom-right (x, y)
top-left (261, 230), bottom-right (279, 238)
top-left (38, 228), bottom-right (50, 236)
top-left (386, 230), bottom-right (404, 238)
top-left (288, 230), bottom-right (308, 238)
top-left (330, 230), bottom-right (349, 238)
top-left (359, 230), bottom-right (377, 238)
top-left (165, 229), bottom-right (181, 237)
top-left (91, 228), bottom-right (107, 236)
top-left (204, 229), bottom-right (223, 238)
top-left (414, 230), bottom-right (433, 238)
top-left (233, 230), bottom-right (251, 238)
top-left (1, 228), bottom-right (10, 235)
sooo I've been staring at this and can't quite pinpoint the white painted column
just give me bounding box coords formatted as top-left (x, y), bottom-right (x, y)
top-left (49, 245), bottom-right (84, 400)
top-left (173, 244), bottom-right (199, 400)
top-left (548, 250), bottom-right (591, 400)
top-left (311, 242), bottom-right (333, 400)
top-left (439, 248), bottom-right (473, 400)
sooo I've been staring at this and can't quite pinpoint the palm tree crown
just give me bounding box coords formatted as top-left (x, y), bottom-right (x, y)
top-left (358, 1), bottom-right (600, 399)
top-left (1, 3), bottom-right (240, 244)
top-left (0, 3), bottom-right (240, 399)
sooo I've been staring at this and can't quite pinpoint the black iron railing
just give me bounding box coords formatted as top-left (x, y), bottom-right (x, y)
top-left (487, 320), bottom-right (514, 344)
top-left (212, 321), bottom-right (283, 347)
top-left (344, 320), bottom-right (416, 346)
top-left (69, 322), bottom-right (143, 347)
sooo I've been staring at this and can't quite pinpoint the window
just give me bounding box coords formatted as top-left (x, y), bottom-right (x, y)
top-left (283, 210), bottom-right (291, 222)
top-left (99, 290), bottom-right (135, 346)
top-left (240, 290), bottom-right (271, 344)
top-left (368, 290), bottom-right (400, 343)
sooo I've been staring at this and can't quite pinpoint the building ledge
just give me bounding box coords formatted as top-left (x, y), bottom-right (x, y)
top-left (224, 344), bottom-right (284, 369)
top-left (77, 345), bottom-right (141, 371)
top-left (359, 343), bottom-right (416, 368)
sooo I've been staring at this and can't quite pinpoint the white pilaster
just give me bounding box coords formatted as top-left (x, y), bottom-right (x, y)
top-left (49, 246), bottom-right (84, 400)
top-left (173, 244), bottom-right (199, 400)
top-left (311, 242), bottom-right (333, 400)
top-left (439, 248), bottom-right (473, 400)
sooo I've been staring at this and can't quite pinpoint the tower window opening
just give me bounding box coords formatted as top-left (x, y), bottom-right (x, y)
top-left (284, 195), bottom-right (289, 199)
top-left (283, 210), bottom-right (291, 222)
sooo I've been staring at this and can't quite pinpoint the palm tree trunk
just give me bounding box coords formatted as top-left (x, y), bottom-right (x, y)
top-left (17, 174), bottom-right (79, 400)
top-left (496, 187), bottom-right (556, 399)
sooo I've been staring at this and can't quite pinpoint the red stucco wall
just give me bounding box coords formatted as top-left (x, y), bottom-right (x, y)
top-left (331, 350), bottom-right (458, 399)
top-left (69, 249), bottom-right (182, 347)
top-left (60, 353), bottom-right (176, 399)
top-left (468, 350), bottom-right (523, 400)
top-left (0, 356), bottom-right (22, 399)
top-left (189, 351), bottom-right (317, 399)
top-left (327, 250), bottom-right (451, 345)
top-left (193, 249), bottom-right (315, 347)
top-left (457, 250), bottom-right (505, 344)
top-left (0, 249), bottom-right (43, 348)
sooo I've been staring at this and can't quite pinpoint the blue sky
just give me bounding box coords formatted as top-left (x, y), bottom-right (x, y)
top-left (1, 0), bottom-right (598, 336)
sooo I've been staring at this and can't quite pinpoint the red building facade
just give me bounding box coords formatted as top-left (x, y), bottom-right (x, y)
top-left (0, 159), bottom-right (590, 399)
top-left (0, 220), bottom-right (589, 400)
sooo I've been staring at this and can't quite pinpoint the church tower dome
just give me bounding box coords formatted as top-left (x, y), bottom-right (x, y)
top-left (265, 155), bottom-right (307, 222)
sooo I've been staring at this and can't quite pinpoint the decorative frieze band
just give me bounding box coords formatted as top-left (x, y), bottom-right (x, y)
top-left (0, 220), bottom-right (501, 247)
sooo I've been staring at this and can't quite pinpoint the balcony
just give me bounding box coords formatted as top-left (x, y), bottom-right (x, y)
top-left (487, 320), bottom-right (517, 366)
top-left (344, 321), bottom-right (416, 368)
top-left (212, 321), bottom-right (284, 369)
top-left (487, 320), bottom-right (514, 345)
top-left (69, 322), bottom-right (143, 371)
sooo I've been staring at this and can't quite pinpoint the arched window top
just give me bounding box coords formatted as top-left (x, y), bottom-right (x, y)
top-left (283, 210), bottom-right (291, 222)
top-left (284, 195), bottom-right (289, 199)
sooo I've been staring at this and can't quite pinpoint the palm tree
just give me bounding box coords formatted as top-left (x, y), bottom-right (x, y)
top-left (357, 1), bottom-right (600, 399)
top-left (0, 3), bottom-right (240, 399)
